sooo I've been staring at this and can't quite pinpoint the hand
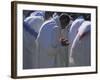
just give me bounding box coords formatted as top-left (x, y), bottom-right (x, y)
top-left (60, 38), bottom-right (70, 46)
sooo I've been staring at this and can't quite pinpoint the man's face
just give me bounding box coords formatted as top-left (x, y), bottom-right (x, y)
top-left (60, 16), bottom-right (70, 29)
top-left (60, 19), bottom-right (67, 29)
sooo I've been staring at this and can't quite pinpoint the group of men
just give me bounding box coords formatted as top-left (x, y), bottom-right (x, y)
top-left (23, 11), bottom-right (91, 69)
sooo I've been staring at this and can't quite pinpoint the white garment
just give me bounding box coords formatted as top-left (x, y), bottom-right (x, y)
top-left (30, 11), bottom-right (45, 17)
top-left (23, 27), bottom-right (36, 69)
top-left (69, 21), bottom-right (91, 66)
top-left (24, 14), bottom-right (44, 33)
top-left (36, 16), bottom-right (64, 68)
top-left (60, 24), bottom-right (72, 67)
top-left (53, 13), bottom-right (69, 67)
top-left (23, 11), bottom-right (44, 69)
top-left (69, 16), bottom-right (84, 46)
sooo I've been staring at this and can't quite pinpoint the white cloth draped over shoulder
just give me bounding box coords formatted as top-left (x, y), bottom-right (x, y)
top-left (24, 11), bottom-right (45, 33)
top-left (23, 11), bottom-right (45, 69)
top-left (59, 18), bottom-right (73, 67)
top-left (69, 21), bottom-right (91, 66)
top-left (68, 16), bottom-right (85, 46)
top-left (35, 13), bottom-right (64, 68)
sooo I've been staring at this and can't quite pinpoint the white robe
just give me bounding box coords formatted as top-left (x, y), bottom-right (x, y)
top-left (68, 16), bottom-right (84, 46)
top-left (23, 12), bottom-right (44, 69)
top-left (35, 15), bottom-right (64, 68)
top-left (60, 20), bottom-right (73, 67)
top-left (69, 21), bottom-right (91, 66)
top-left (24, 15), bottom-right (44, 33)
top-left (52, 13), bottom-right (69, 67)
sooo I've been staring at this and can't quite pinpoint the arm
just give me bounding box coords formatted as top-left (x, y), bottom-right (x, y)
top-left (69, 33), bottom-right (80, 64)
top-left (51, 26), bottom-right (60, 48)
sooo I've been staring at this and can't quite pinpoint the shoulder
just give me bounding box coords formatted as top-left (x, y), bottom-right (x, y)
top-left (78, 21), bottom-right (91, 35)
top-left (24, 16), bottom-right (32, 22)
top-left (82, 21), bottom-right (91, 26)
top-left (40, 19), bottom-right (56, 29)
top-left (79, 21), bottom-right (91, 31)
top-left (69, 18), bottom-right (84, 31)
top-left (24, 16), bottom-right (44, 22)
top-left (73, 18), bottom-right (84, 25)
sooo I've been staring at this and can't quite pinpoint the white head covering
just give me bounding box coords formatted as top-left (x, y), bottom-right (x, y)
top-left (52, 13), bottom-right (61, 27)
top-left (78, 21), bottom-right (91, 37)
top-left (69, 21), bottom-right (91, 61)
top-left (69, 21), bottom-right (91, 66)
top-left (30, 11), bottom-right (45, 18)
top-left (68, 16), bottom-right (84, 44)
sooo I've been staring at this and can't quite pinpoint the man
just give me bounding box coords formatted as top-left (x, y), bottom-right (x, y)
top-left (68, 16), bottom-right (85, 66)
top-left (35, 13), bottom-right (71, 68)
top-left (23, 11), bottom-right (45, 69)
top-left (58, 13), bottom-right (73, 67)
top-left (24, 11), bottom-right (45, 33)
top-left (68, 16), bottom-right (84, 46)
top-left (69, 21), bottom-right (91, 66)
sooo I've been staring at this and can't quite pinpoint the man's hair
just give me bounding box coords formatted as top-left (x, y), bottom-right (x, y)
top-left (45, 12), bottom-right (54, 20)
top-left (59, 13), bottom-right (71, 29)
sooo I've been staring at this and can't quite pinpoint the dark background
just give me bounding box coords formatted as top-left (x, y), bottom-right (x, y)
top-left (23, 10), bottom-right (91, 21)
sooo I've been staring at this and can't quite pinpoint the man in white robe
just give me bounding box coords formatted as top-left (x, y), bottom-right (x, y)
top-left (24, 11), bottom-right (45, 33)
top-left (69, 21), bottom-right (91, 66)
top-left (23, 11), bottom-right (45, 69)
top-left (59, 15), bottom-right (73, 67)
top-left (68, 16), bottom-right (84, 46)
top-left (36, 13), bottom-right (71, 68)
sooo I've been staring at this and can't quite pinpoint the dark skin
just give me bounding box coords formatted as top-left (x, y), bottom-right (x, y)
top-left (60, 38), bottom-right (70, 46)
top-left (59, 14), bottom-right (70, 46)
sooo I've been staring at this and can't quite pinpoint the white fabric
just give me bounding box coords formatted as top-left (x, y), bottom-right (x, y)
top-left (24, 12), bottom-right (44, 33)
top-left (53, 13), bottom-right (69, 67)
top-left (69, 21), bottom-right (91, 66)
top-left (23, 28), bottom-right (36, 69)
top-left (35, 15), bottom-right (66, 68)
top-left (23, 11), bottom-right (44, 69)
top-left (68, 16), bottom-right (84, 45)
top-left (30, 11), bottom-right (45, 17)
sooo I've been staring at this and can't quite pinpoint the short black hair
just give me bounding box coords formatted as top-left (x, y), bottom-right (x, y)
top-left (45, 12), bottom-right (54, 20)
top-left (59, 13), bottom-right (71, 29)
